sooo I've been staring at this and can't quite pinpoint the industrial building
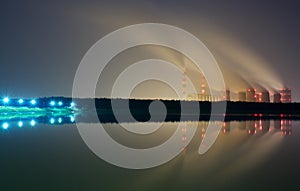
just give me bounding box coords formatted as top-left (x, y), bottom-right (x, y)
top-left (225, 90), bottom-right (230, 101)
top-left (222, 90), bottom-right (230, 101)
top-left (238, 92), bottom-right (246, 102)
top-left (273, 92), bottom-right (281, 103)
top-left (181, 64), bottom-right (291, 103)
top-left (246, 88), bottom-right (256, 102)
top-left (281, 88), bottom-right (292, 103)
top-left (260, 91), bottom-right (270, 103)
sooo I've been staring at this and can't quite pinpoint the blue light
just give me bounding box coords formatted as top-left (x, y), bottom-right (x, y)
top-left (70, 102), bottom-right (75, 107)
top-left (18, 99), bottom-right (24, 104)
top-left (30, 120), bottom-right (36, 126)
top-left (18, 121), bottom-right (23, 127)
top-left (3, 97), bottom-right (9, 103)
top-left (30, 99), bottom-right (36, 105)
top-left (50, 101), bottom-right (55, 106)
top-left (58, 101), bottom-right (63, 106)
top-left (50, 118), bottom-right (55, 124)
top-left (2, 122), bottom-right (9, 129)
top-left (58, 117), bottom-right (62, 123)
top-left (70, 116), bottom-right (75, 123)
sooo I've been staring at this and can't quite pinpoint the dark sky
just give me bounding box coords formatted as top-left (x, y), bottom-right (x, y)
top-left (1, 0), bottom-right (300, 100)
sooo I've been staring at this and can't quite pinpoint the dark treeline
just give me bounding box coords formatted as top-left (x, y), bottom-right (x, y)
top-left (72, 98), bottom-right (300, 123)
top-left (2, 97), bottom-right (300, 123)
top-left (75, 98), bottom-right (300, 115)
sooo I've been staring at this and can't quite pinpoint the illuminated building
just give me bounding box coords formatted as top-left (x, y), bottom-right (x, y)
top-left (273, 92), bottom-right (281, 103)
top-left (246, 88), bottom-right (256, 102)
top-left (187, 93), bottom-right (222, 102)
top-left (186, 74), bottom-right (223, 101)
top-left (280, 88), bottom-right (292, 103)
top-left (238, 92), bottom-right (246, 102)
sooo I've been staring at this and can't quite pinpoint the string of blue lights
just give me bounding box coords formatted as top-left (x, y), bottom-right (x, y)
top-left (0, 97), bottom-right (78, 130)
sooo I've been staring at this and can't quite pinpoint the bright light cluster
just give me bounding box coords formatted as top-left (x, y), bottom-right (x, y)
top-left (3, 97), bottom-right (9, 103)
top-left (50, 118), bottom-right (55, 124)
top-left (30, 99), bottom-right (36, 105)
top-left (2, 122), bottom-right (9, 129)
top-left (1, 97), bottom-right (76, 108)
top-left (50, 101), bottom-right (55, 106)
top-left (18, 121), bottom-right (23, 127)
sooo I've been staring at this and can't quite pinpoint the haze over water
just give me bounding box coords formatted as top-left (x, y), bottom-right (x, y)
top-left (0, 118), bottom-right (299, 191)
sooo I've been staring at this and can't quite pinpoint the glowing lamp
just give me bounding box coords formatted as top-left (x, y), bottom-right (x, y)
top-left (50, 118), bottom-right (55, 124)
top-left (3, 97), bottom-right (9, 103)
top-left (58, 101), bottom-right (63, 106)
top-left (2, 122), bottom-right (9, 129)
top-left (18, 99), bottom-right (24, 104)
top-left (50, 101), bottom-right (55, 106)
top-left (31, 99), bottom-right (36, 105)
top-left (58, 117), bottom-right (62, 123)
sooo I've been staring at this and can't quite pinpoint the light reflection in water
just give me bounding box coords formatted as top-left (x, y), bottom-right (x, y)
top-left (0, 112), bottom-right (292, 177)
top-left (0, 116), bottom-right (297, 190)
top-left (0, 112), bottom-right (292, 138)
top-left (0, 115), bottom-right (76, 130)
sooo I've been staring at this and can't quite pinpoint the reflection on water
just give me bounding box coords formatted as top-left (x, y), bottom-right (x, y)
top-left (0, 115), bottom-right (76, 130)
top-left (0, 113), bottom-right (292, 138)
top-left (225, 119), bottom-right (292, 136)
top-left (0, 113), bottom-right (299, 190)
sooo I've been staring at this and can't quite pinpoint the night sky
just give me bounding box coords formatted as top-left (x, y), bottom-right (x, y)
top-left (1, 0), bottom-right (300, 100)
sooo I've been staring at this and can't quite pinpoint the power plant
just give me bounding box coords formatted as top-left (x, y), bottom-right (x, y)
top-left (238, 88), bottom-right (292, 103)
top-left (182, 68), bottom-right (292, 103)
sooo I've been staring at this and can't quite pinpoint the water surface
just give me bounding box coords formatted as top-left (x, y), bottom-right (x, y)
top-left (0, 118), bottom-right (299, 191)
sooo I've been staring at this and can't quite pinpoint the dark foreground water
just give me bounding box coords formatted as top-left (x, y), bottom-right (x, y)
top-left (0, 119), bottom-right (299, 191)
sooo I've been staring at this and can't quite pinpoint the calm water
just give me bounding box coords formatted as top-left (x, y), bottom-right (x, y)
top-left (0, 118), bottom-right (299, 191)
